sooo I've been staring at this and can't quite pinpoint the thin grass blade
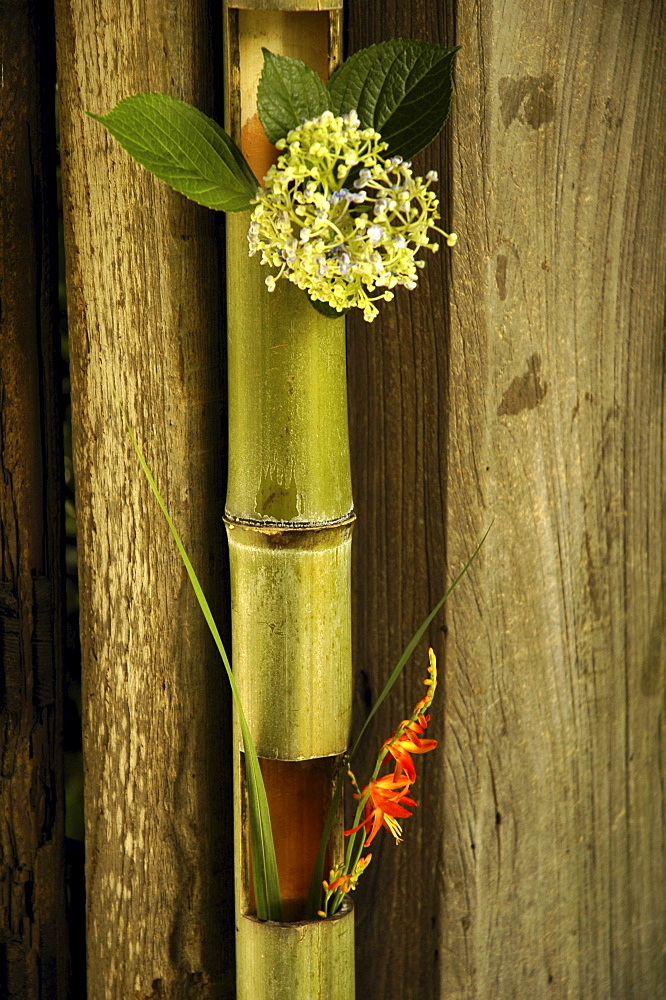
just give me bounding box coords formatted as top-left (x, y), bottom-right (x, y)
top-left (305, 525), bottom-right (491, 916)
top-left (305, 769), bottom-right (345, 918)
top-left (126, 419), bottom-right (282, 921)
top-left (348, 525), bottom-right (491, 761)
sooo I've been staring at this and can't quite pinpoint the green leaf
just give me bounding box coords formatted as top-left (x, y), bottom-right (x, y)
top-left (327, 40), bottom-right (460, 161)
top-left (307, 293), bottom-right (350, 319)
top-left (87, 93), bottom-right (259, 212)
top-left (305, 523), bottom-right (491, 919)
top-left (257, 49), bottom-right (330, 145)
top-left (125, 415), bottom-right (282, 921)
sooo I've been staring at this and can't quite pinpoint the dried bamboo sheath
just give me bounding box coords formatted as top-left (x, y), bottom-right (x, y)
top-left (224, 2), bottom-right (353, 996)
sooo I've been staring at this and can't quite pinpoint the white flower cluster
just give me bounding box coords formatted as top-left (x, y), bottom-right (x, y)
top-left (248, 110), bottom-right (456, 322)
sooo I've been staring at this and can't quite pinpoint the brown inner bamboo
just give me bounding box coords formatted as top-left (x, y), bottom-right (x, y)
top-left (245, 756), bottom-right (336, 921)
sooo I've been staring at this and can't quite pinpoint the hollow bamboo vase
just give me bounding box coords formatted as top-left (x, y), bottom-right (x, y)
top-left (223, 3), bottom-right (354, 997)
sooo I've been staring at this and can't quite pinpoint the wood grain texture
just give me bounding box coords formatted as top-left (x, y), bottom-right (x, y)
top-left (0, 3), bottom-right (67, 997)
top-left (347, 1), bottom-right (666, 999)
top-left (444, 2), bottom-right (666, 996)
top-left (345, 3), bottom-right (455, 998)
top-left (54, 1), bottom-right (233, 997)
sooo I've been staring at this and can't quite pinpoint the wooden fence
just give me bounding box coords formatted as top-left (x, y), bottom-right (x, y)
top-left (1, 0), bottom-right (664, 997)
top-left (1, 3), bottom-right (66, 997)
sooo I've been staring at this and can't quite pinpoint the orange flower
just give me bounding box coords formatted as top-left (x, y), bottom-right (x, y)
top-left (411, 648), bottom-right (438, 714)
top-left (344, 773), bottom-right (417, 845)
top-left (383, 650), bottom-right (438, 781)
top-left (383, 713), bottom-right (438, 782)
top-left (326, 873), bottom-right (353, 894)
top-left (324, 854), bottom-right (373, 894)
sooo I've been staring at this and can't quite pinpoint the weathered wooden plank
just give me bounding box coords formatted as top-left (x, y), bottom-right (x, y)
top-left (54, 1), bottom-right (234, 996)
top-left (0, 3), bottom-right (67, 997)
top-left (345, 3), bottom-right (456, 999)
top-left (444, 2), bottom-right (666, 997)
top-left (348, 1), bottom-right (665, 998)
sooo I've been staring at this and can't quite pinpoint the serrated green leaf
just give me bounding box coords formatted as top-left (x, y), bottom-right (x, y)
top-left (327, 40), bottom-right (460, 161)
top-left (307, 293), bottom-right (350, 319)
top-left (88, 93), bottom-right (259, 212)
top-left (257, 49), bottom-right (330, 145)
top-left (125, 416), bottom-right (282, 921)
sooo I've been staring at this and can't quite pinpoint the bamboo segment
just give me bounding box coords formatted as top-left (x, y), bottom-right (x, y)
top-left (236, 905), bottom-right (354, 1000)
top-left (231, 0), bottom-right (341, 10)
top-left (226, 2), bottom-right (341, 183)
top-left (236, 756), bottom-right (341, 921)
top-left (227, 520), bottom-right (353, 758)
top-left (225, 2), bottom-right (350, 524)
top-left (258, 757), bottom-right (337, 918)
top-left (234, 8), bottom-right (330, 180)
top-left (225, 241), bottom-right (352, 524)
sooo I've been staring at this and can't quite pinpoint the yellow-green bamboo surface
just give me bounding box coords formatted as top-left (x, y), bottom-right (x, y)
top-left (225, 225), bottom-right (352, 525)
top-left (228, 520), bottom-right (353, 759)
top-left (230, 0), bottom-right (340, 10)
top-left (223, 3), bottom-right (353, 994)
top-left (236, 906), bottom-right (354, 1000)
top-left (223, 0), bottom-right (350, 753)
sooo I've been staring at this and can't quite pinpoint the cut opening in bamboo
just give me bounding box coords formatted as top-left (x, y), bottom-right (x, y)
top-left (232, 8), bottom-right (330, 181)
top-left (240, 756), bottom-right (340, 921)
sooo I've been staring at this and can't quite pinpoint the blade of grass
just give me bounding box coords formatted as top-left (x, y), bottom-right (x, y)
top-left (348, 524), bottom-right (491, 761)
top-left (305, 524), bottom-right (492, 917)
top-left (125, 417), bottom-right (283, 922)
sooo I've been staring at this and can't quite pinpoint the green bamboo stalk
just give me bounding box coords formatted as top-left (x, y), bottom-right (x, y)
top-left (223, 2), bottom-right (353, 995)
top-left (236, 905), bottom-right (354, 1000)
top-left (227, 519), bottom-right (353, 760)
top-left (225, 226), bottom-right (352, 524)
top-left (231, 0), bottom-right (340, 9)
